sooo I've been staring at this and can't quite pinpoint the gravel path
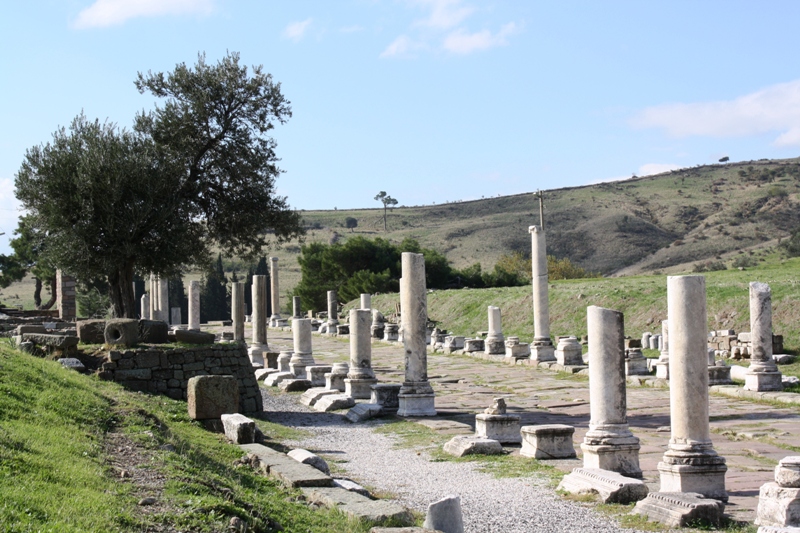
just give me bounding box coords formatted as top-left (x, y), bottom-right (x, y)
top-left (262, 391), bottom-right (643, 533)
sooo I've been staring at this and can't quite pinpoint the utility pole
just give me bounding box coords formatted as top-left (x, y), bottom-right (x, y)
top-left (535, 190), bottom-right (544, 229)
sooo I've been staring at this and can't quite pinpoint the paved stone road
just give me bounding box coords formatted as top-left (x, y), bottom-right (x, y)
top-left (257, 326), bottom-right (799, 524)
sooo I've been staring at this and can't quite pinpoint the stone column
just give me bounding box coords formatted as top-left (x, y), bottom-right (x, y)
top-left (655, 319), bottom-right (670, 379)
top-left (158, 277), bottom-right (169, 323)
top-left (170, 307), bottom-right (181, 326)
top-left (745, 281), bottom-right (783, 391)
top-left (345, 309), bottom-right (378, 399)
top-left (249, 275), bottom-right (268, 365)
top-left (485, 306), bottom-right (505, 354)
top-left (188, 280), bottom-right (200, 331)
top-left (658, 275), bottom-right (727, 500)
top-left (56, 270), bottom-right (76, 320)
top-left (231, 282), bottom-right (245, 341)
top-left (327, 290), bottom-right (339, 333)
top-left (269, 257), bottom-right (280, 326)
top-left (292, 296), bottom-right (302, 318)
top-left (583, 305), bottom-right (642, 477)
top-left (397, 252), bottom-right (436, 416)
top-left (290, 318), bottom-right (315, 378)
top-left (529, 226), bottom-right (555, 361)
top-left (141, 293), bottom-right (150, 320)
top-left (149, 274), bottom-right (157, 321)
top-left (360, 293), bottom-right (372, 310)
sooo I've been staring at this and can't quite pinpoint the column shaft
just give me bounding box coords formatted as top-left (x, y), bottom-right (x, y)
top-left (269, 257), bottom-right (280, 320)
top-left (232, 282), bottom-right (245, 341)
top-left (188, 280), bottom-right (200, 331)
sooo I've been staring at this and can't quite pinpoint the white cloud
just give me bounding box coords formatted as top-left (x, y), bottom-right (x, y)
top-left (380, 35), bottom-right (424, 58)
top-left (638, 163), bottom-right (681, 176)
top-left (631, 80), bottom-right (800, 147)
top-left (283, 18), bottom-right (313, 42)
top-left (442, 22), bottom-right (517, 54)
top-left (412, 0), bottom-right (474, 30)
top-left (73, 0), bottom-right (213, 29)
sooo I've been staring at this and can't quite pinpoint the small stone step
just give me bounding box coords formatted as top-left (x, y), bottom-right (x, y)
top-left (300, 387), bottom-right (340, 407)
top-left (279, 379), bottom-right (312, 392)
top-left (346, 403), bottom-right (383, 423)
top-left (239, 443), bottom-right (333, 488)
top-left (301, 487), bottom-right (413, 526)
top-left (314, 393), bottom-right (355, 412)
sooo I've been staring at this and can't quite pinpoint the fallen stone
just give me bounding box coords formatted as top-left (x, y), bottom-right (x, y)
top-left (520, 424), bottom-right (576, 459)
top-left (776, 457), bottom-right (800, 488)
top-left (756, 482), bottom-right (800, 528)
top-left (334, 478), bottom-right (371, 497)
top-left (265, 371), bottom-right (294, 387)
top-left (221, 413), bottom-right (256, 444)
top-left (784, 376), bottom-right (800, 387)
top-left (346, 403), bottom-right (383, 423)
top-left (254, 368), bottom-right (279, 382)
top-left (76, 319), bottom-right (106, 343)
top-left (775, 354), bottom-right (796, 365)
top-left (371, 383), bottom-right (401, 413)
top-left (22, 333), bottom-right (79, 350)
top-left (423, 495), bottom-right (463, 533)
top-left (138, 319), bottom-right (169, 343)
top-left (58, 357), bottom-right (86, 372)
top-left (633, 492), bottom-right (725, 528)
top-left (174, 329), bottom-right (215, 344)
top-left (279, 379), bottom-right (312, 392)
top-left (301, 487), bottom-right (413, 526)
top-left (557, 468), bottom-right (648, 504)
top-left (288, 448), bottom-right (330, 475)
top-left (104, 319), bottom-right (138, 346)
top-left (443, 435), bottom-right (503, 457)
top-left (475, 413), bottom-right (521, 444)
top-left (240, 443), bottom-right (333, 488)
top-left (314, 394), bottom-right (356, 412)
top-left (16, 325), bottom-right (47, 335)
top-left (306, 365), bottom-right (333, 387)
top-left (300, 387), bottom-right (340, 407)
top-left (138, 497), bottom-right (157, 506)
top-left (730, 364), bottom-right (748, 381)
top-left (187, 375), bottom-right (239, 420)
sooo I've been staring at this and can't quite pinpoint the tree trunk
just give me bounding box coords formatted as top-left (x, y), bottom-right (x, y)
top-left (383, 205), bottom-right (387, 231)
top-left (33, 277), bottom-right (42, 308)
top-left (39, 276), bottom-right (57, 310)
top-left (109, 260), bottom-right (137, 318)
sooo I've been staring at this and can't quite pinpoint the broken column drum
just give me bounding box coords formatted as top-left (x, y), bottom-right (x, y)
top-left (232, 282), bottom-right (245, 342)
top-left (149, 274), bottom-right (158, 322)
top-left (140, 293), bottom-right (150, 320)
top-left (529, 226), bottom-right (555, 361)
top-left (485, 306), bottom-right (505, 354)
top-left (397, 252), bottom-right (436, 416)
top-left (290, 318), bottom-right (315, 379)
top-left (327, 290), bottom-right (339, 332)
top-left (658, 275), bottom-right (727, 501)
top-left (248, 275), bottom-right (268, 365)
top-left (345, 309), bottom-right (377, 399)
top-left (188, 280), bottom-right (200, 331)
top-left (360, 293), bottom-right (371, 310)
top-left (269, 257), bottom-right (281, 325)
top-left (745, 281), bottom-right (783, 392)
top-left (583, 306), bottom-right (642, 478)
top-left (292, 296), bottom-right (302, 319)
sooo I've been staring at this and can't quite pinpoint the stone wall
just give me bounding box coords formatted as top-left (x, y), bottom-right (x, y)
top-left (98, 342), bottom-right (263, 414)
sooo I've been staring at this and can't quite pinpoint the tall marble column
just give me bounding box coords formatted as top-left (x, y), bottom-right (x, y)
top-left (360, 293), bottom-right (371, 310)
top-left (158, 277), bottom-right (169, 323)
top-left (188, 280), bottom-right (200, 331)
top-left (345, 309), bottom-right (378, 398)
top-left (141, 293), bottom-right (150, 320)
top-left (658, 275), bottom-right (727, 500)
top-left (745, 281), bottom-right (783, 391)
top-left (583, 305), bottom-right (642, 477)
top-left (269, 257), bottom-right (280, 326)
top-left (485, 305), bottom-right (505, 354)
top-left (292, 296), bottom-right (302, 318)
top-left (327, 290), bottom-right (339, 333)
top-left (397, 252), bottom-right (436, 416)
top-left (655, 319), bottom-right (670, 379)
top-left (249, 275), bottom-right (268, 365)
top-left (529, 226), bottom-right (555, 361)
top-left (290, 318), bottom-right (315, 378)
top-left (231, 281), bottom-right (245, 341)
top-left (149, 274), bottom-right (157, 321)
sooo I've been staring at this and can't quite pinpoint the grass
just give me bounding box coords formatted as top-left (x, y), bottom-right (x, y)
top-left (0, 340), bottom-right (373, 533)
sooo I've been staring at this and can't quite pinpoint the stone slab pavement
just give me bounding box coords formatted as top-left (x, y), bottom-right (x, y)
top-left (246, 327), bottom-right (800, 524)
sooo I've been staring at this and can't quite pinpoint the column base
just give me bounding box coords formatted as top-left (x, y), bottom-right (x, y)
top-left (654, 361), bottom-right (669, 380)
top-left (625, 356), bottom-right (649, 376)
top-left (397, 382), bottom-right (436, 416)
top-left (530, 343), bottom-right (555, 362)
top-left (658, 453), bottom-right (728, 501)
top-left (708, 365), bottom-right (733, 386)
top-left (744, 370), bottom-right (783, 391)
top-left (289, 363), bottom-right (308, 379)
top-left (581, 441), bottom-right (642, 478)
top-left (247, 344), bottom-right (267, 366)
top-left (344, 377), bottom-right (378, 400)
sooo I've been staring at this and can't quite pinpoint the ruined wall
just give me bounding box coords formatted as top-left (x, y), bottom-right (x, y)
top-left (98, 342), bottom-right (262, 414)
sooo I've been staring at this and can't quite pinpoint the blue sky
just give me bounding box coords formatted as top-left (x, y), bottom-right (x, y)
top-left (2, 1), bottom-right (800, 254)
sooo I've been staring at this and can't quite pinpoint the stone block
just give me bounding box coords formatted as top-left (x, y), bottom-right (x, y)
top-left (279, 379), bottom-right (312, 392)
top-left (175, 330), bottom-right (215, 344)
top-left (76, 320), bottom-right (106, 343)
top-left (423, 495), bottom-right (463, 533)
top-left (346, 403), bottom-right (383, 423)
top-left (708, 365), bottom-right (733, 385)
top-left (557, 468), bottom-right (648, 504)
top-left (775, 354), bottom-right (796, 365)
top-left (254, 368), bottom-right (279, 382)
top-left (314, 394), bottom-right (355, 412)
top-left (301, 487), bottom-right (413, 526)
top-left (307, 365), bottom-right (332, 387)
top-left (58, 357), bottom-right (86, 372)
top-left (442, 435), bottom-right (503, 457)
top-left (520, 424), bottom-right (576, 459)
top-left (370, 383), bottom-right (401, 413)
top-left (265, 371), bottom-right (294, 387)
top-left (288, 448), bottom-right (330, 475)
top-left (370, 529), bottom-right (443, 533)
top-left (777, 457), bottom-right (800, 488)
top-left (187, 375), bottom-right (239, 420)
top-left (22, 333), bottom-right (79, 350)
top-left (221, 413), bottom-right (256, 444)
top-left (104, 319), bottom-right (139, 346)
top-left (240, 443), bottom-right (333, 488)
top-left (475, 413), bottom-right (521, 444)
top-left (463, 338), bottom-right (484, 353)
top-left (757, 527), bottom-right (800, 533)
top-left (138, 320), bottom-right (169, 343)
top-left (739, 332), bottom-right (752, 343)
top-left (633, 492), bottom-right (725, 528)
top-left (300, 388), bottom-right (340, 407)
top-left (555, 337), bottom-right (584, 366)
top-left (334, 478), bottom-right (371, 497)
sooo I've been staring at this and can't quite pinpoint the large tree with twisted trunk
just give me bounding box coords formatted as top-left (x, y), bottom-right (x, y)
top-left (14, 52), bottom-right (304, 318)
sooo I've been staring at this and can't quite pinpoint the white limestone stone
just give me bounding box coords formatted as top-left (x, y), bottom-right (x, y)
top-left (556, 336), bottom-right (584, 366)
top-left (633, 492), bottom-right (725, 528)
top-left (326, 362), bottom-right (349, 392)
top-left (327, 290), bottom-right (339, 332)
top-left (188, 280), bottom-right (200, 331)
top-left (558, 468), bottom-right (648, 504)
top-left (475, 413), bottom-right (521, 444)
top-left (232, 282), bottom-right (245, 341)
top-left (277, 351), bottom-right (292, 373)
top-left (360, 293), bottom-right (371, 310)
top-left (269, 257), bottom-right (281, 326)
top-left (529, 225), bottom-right (552, 347)
top-left (307, 365), bottom-right (332, 387)
top-left (625, 347), bottom-right (649, 376)
top-left (345, 403), bottom-right (383, 423)
top-left (249, 275), bottom-right (268, 364)
top-left (520, 424), bottom-right (576, 459)
top-left (290, 318), bottom-right (315, 379)
top-left (423, 495), bottom-right (464, 533)
top-left (300, 387), bottom-right (339, 407)
top-left (443, 435), bottom-right (503, 457)
top-left (777, 457), bottom-right (800, 488)
top-left (287, 448), bottom-right (330, 475)
top-left (345, 309), bottom-right (377, 399)
top-left (158, 277), bottom-right (169, 323)
top-left (756, 483), bottom-right (800, 528)
top-left (314, 393), bottom-right (356, 412)
top-left (745, 282), bottom-right (783, 392)
top-left (486, 306), bottom-right (504, 347)
top-left (221, 413), bottom-right (256, 444)
top-left (140, 293), bottom-right (150, 320)
top-left (463, 338), bottom-right (484, 353)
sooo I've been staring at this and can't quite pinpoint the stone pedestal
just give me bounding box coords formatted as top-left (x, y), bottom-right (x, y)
top-left (170, 307), bottom-right (181, 326)
top-left (529, 225), bottom-right (555, 361)
top-left (658, 276), bottom-right (727, 501)
top-left (306, 365), bottom-right (332, 387)
top-left (268, 257), bottom-right (281, 327)
top-left (384, 323), bottom-right (399, 342)
top-left (397, 253), bottom-right (436, 417)
top-left (290, 318), bottom-right (315, 379)
top-left (464, 338), bottom-right (484, 353)
top-left (655, 319), bottom-right (670, 379)
top-left (582, 306), bottom-right (642, 478)
top-left (756, 456), bottom-right (800, 528)
top-left (505, 336), bottom-right (531, 360)
top-left (326, 290), bottom-right (339, 334)
top-left (232, 282), bottom-right (245, 341)
top-left (140, 293), bottom-right (150, 320)
top-left (248, 275), bottom-right (268, 365)
top-left (188, 280), bottom-right (200, 331)
top-left (325, 362), bottom-right (349, 392)
top-left (475, 414), bottom-right (521, 444)
top-left (345, 309), bottom-right (377, 399)
top-left (443, 335), bottom-right (465, 354)
top-left (371, 383), bottom-right (402, 414)
top-left (625, 347), bottom-right (650, 376)
top-left (634, 492), bottom-right (725, 528)
top-left (745, 282), bottom-right (783, 392)
top-left (530, 341), bottom-right (556, 362)
top-left (485, 306), bottom-right (504, 352)
top-left (371, 309), bottom-right (385, 339)
top-left (520, 424), bottom-right (576, 459)
top-left (556, 336), bottom-right (584, 366)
